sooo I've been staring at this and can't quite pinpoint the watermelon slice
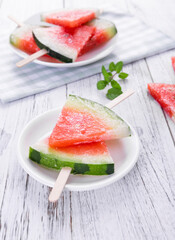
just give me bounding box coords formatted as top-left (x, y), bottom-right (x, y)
top-left (80, 18), bottom-right (117, 56)
top-left (41, 8), bottom-right (100, 28)
top-left (29, 138), bottom-right (114, 175)
top-left (148, 83), bottom-right (175, 122)
top-left (49, 95), bottom-right (131, 148)
top-left (10, 25), bottom-right (59, 62)
top-left (171, 57), bottom-right (175, 71)
top-left (10, 25), bottom-right (40, 54)
top-left (32, 25), bottom-right (95, 63)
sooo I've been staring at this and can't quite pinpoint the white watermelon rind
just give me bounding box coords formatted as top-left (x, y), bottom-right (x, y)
top-left (86, 18), bottom-right (117, 39)
top-left (65, 95), bottom-right (131, 139)
top-left (32, 27), bottom-right (77, 63)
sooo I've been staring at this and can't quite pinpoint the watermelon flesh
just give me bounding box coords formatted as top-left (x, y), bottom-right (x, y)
top-left (148, 83), bottom-right (175, 122)
top-left (171, 57), bottom-right (175, 71)
top-left (49, 95), bottom-right (131, 148)
top-left (29, 138), bottom-right (114, 175)
top-left (41, 9), bottom-right (100, 28)
top-left (80, 18), bottom-right (117, 56)
top-left (33, 25), bottom-right (95, 62)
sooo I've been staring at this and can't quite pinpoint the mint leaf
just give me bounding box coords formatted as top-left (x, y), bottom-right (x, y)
top-left (97, 60), bottom-right (129, 100)
top-left (108, 72), bottom-right (113, 77)
top-left (115, 61), bottom-right (123, 73)
top-left (119, 72), bottom-right (128, 79)
top-left (102, 65), bottom-right (110, 82)
top-left (109, 62), bottom-right (116, 72)
top-left (97, 80), bottom-right (107, 90)
top-left (111, 80), bottom-right (121, 89)
top-left (106, 88), bottom-right (123, 100)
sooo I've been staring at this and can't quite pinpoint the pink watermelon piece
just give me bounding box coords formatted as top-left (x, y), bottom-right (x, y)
top-left (80, 18), bottom-right (117, 56)
top-left (148, 83), bottom-right (175, 122)
top-left (10, 25), bottom-right (59, 62)
top-left (10, 25), bottom-right (40, 54)
top-left (171, 57), bottom-right (175, 71)
top-left (49, 95), bottom-right (131, 148)
top-left (33, 25), bottom-right (95, 62)
top-left (41, 9), bottom-right (100, 28)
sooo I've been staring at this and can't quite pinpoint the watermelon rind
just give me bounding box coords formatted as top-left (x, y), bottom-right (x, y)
top-left (32, 28), bottom-right (75, 63)
top-left (66, 95), bottom-right (131, 138)
top-left (86, 18), bottom-right (117, 39)
top-left (29, 147), bottom-right (114, 175)
top-left (10, 25), bottom-right (36, 47)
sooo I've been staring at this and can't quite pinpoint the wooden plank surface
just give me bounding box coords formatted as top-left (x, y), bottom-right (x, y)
top-left (0, 0), bottom-right (175, 239)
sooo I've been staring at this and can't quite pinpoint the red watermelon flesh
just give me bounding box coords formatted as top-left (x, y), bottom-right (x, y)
top-left (10, 25), bottom-right (59, 62)
top-left (171, 57), bottom-right (175, 71)
top-left (79, 19), bottom-right (117, 56)
top-left (49, 95), bottom-right (131, 148)
top-left (33, 25), bottom-right (95, 62)
top-left (41, 9), bottom-right (100, 28)
top-left (148, 83), bottom-right (175, 122)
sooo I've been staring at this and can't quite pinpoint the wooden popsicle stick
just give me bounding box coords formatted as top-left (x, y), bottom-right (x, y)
top-left (16, 49), bottom-right (48, 67)
top-left (48, 89), bottom-right (134, 203)
top-left (8, 15), bottom-right (48, 67)
top-left (49, 167), bottom-right (72, 202)
top-left (8, 15), bottom-right (24, 27)
top-left (105, 89), bottom-right (134, 109)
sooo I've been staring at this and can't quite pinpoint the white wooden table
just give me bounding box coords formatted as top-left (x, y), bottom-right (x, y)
top-left (0, 0), bottom-right (175, 239)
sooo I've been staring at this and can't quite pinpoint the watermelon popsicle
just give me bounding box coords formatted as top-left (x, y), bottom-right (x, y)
top-left (10, 25), bottom-right (59, 62)
top-left (29, 91), bottom-right (134, 201)
top-left (79, 18), bottom-right (117, 56)
top-left (10, 25), bottom-right (41, 54)
top-left (29, 91), bottom-right (133, 176)
top-left (148, 83), bottom-right (175, 122)
top-left (32, 25), bottom-right (95, 63)
top-left (41, 8), bottom-right (100, 28)
top-left (49, 95), bottom-right (131, 148)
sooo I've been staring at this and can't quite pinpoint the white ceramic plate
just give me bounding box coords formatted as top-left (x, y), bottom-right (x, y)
top-left (10, 13), bottom-right (117, 68)
top-left (17, 108), bottom-right (139, 191)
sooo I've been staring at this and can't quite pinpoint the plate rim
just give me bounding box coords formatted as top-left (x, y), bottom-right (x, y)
top-left (17, 108), bottom-right (140, 191)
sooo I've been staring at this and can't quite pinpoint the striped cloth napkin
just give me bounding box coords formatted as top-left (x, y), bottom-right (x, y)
top-left (0, 9), bottom-right (175, 103)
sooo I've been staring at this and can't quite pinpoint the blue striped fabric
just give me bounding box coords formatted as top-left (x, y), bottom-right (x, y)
top-left (0, 10), bottom-right (175, 103)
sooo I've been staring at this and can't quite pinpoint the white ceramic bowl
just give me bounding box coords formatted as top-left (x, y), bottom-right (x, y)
top-left (17, 108), bottom-right (139, 191)
top-left (10, 13), bottom-right (117, 68)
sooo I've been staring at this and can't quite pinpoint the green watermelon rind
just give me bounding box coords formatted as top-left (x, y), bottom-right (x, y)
top-left (9, 25), bottom-right (34, 48)
top-left (86, 18), bottom-right (117, 39)
top-left (29, 147), bottom-right (114, 175)
top-left (32, 32), bottom-right (73, 63)
top-left (10, 34), bottom-right (19, 47)
top-left (67, 95), bottom-right (131, 137)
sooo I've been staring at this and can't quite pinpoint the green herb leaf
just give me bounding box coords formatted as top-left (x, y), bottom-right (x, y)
top-left (118, 72), bottom-right (128, 79)
top-left (108, 72), bottom-right (113, 77)
top-left (109, 62), bottom-right (116, 72)
top-left (97, 60), bottom-right (128, 100)
top-left (111, 80), bottom-right (121, 89)
top-left (106, 88), bottom-right (123, 100)
top-left (97, 80), bottom-right (107, 90)
top-left (102, 65), bottom-right (110, 82)
top-left (115, 61), bottom-right (123, 73)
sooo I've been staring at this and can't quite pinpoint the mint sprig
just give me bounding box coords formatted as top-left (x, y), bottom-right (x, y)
top-left (97, 61), bottom-right (128, 100)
